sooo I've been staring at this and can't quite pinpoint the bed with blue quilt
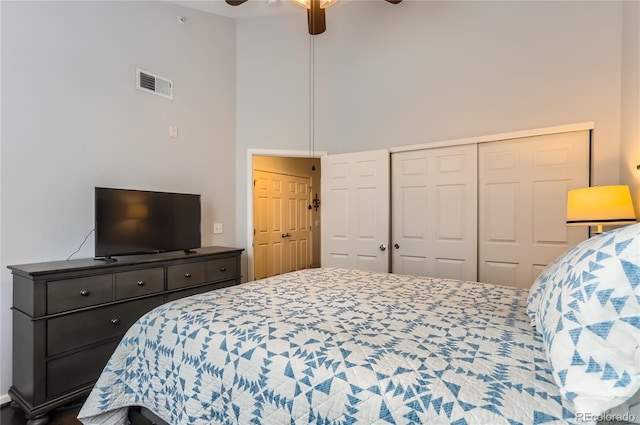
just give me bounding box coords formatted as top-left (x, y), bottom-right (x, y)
top-left (78, 224), bottom-right (640, 425)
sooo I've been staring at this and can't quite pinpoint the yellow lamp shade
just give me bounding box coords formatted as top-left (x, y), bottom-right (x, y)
top-left (566, 185), bottom-right (637, 226)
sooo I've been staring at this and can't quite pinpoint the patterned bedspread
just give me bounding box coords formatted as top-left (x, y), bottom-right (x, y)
top-left (78, 268), bottom-right (579, 425)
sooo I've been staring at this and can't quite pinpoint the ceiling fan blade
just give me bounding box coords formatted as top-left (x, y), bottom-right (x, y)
top-left (384, 0), bottom-right (403, 3)
top-left (308, 1), bottom-right (326, 35)
top-left (225, 0), bottom-right (249, 5)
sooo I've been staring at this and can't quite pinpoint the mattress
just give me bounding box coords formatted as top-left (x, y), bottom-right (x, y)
top-left (77, 268), bottom-right (579, 425)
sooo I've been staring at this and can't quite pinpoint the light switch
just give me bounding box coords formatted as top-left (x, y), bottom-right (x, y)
top-left (213, 223), bottom-right (223, 234)
top-left (169, 126), bottom-right (178, 138)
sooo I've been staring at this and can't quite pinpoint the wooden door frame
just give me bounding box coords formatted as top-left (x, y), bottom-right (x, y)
top-left (246, 149), bottom-right (327, 283)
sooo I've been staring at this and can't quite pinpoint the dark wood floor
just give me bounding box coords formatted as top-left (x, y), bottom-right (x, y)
top-left (1, 403), bottom-right (82, 425)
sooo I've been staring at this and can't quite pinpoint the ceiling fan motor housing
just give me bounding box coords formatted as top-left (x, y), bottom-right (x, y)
top-left (224, 0), bottom-right (402, 35)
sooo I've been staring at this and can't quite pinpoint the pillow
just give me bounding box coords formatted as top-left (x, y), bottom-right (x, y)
top-left (534, 223), bottom-right (640, 419)
top-left (605, 390), bottom-right (640, 424)
top-left (526, 244), bottom-right (581, 327)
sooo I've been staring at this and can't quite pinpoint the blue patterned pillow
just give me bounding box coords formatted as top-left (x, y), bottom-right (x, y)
top-left (527, 243), bottom-right (582, 327)
top-left (534, 223), bottom-right (640, 418)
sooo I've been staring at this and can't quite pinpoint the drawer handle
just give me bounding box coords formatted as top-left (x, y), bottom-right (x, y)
top-left (220, 267), bottom-right (226, 272)
top-left (137, 280), bottom-right (145, 286)
top-left (79, 290), bottom-right (90, 296)
top-left (184, 273), bottom-right (191, 278)
top-left (111, 318), bottom-right (120, 325)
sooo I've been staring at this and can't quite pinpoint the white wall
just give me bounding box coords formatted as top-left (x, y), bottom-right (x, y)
top-left (235, 0), bottom-right (626, 266)
top-left (0, 1), bottom-right (237, 398)
top-left (620, 0), bottom-right (640, 217)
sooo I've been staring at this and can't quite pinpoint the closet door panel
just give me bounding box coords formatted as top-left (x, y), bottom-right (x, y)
top-left (532, 180), bottom-right (573, 244)
top-left (437, 185), bottom-right (465, 240)
top-left (322, 150), bottom-right (390, 272)
top-left (434, 258), bottom-right (466, 281)
top-left (397, 256), bottom-right (429, 277)
top-left (479, 131), bottom-right (590, 289)
top-left (391, 145), bottom-right (477, 281)
top-left (485, 182), bottom-right (518, 243)
top-left (392, 152), bottom-right (430, 277)
top-left (484, 261), bottom-right (518, 287)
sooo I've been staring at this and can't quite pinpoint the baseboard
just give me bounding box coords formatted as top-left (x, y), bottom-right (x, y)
top-left (0, 393), bottom-right (11, 407)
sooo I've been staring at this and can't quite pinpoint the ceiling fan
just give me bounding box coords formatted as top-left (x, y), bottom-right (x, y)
top-left (225, 0), bottom-right (403, 35)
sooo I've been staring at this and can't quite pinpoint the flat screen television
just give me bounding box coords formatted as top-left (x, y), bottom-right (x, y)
top-left (95, 187), bottom-right (201, 259)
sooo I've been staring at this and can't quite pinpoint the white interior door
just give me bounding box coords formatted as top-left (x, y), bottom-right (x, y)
top-left (478, 130), bottom-right (590, 288)
top-left (391, 144), bottom-right (477, 281)
top-left (254, 170), bottom-right (311, 279)
top-left (321, 149), bottom-right (390, 272)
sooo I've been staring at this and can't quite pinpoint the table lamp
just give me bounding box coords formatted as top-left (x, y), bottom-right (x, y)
top-left (566, 185), bottom-right (637, 234)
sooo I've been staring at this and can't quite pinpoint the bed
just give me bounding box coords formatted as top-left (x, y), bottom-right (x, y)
top-left (78, 224), bottom-right (640, 425)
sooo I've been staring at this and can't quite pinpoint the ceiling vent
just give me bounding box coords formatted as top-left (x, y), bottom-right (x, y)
top-left (136, 68), bottom-right (173, 99)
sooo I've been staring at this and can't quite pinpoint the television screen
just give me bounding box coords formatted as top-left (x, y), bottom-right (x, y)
top-left (95, 187), bottom-right (201, 258)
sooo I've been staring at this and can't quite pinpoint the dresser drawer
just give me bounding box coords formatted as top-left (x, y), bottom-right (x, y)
top-left (167, 262), bottom-right (206, 290)
top-left (47, 275), bottom-right (113, 314)
top-left (206, 257), bottom-right (238, 282)
top-left (115, 268), bottom-right (164, 300)
top-left (46, 339), bottom-right (119, 399)
top-left (47, 296), bottom-right (163, 356)
top-left (166, 279), bottom-right (239, 302)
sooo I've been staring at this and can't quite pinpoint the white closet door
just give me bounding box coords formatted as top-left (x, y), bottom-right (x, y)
top-left (391, 145), bottom-right (478, 281)
top-left (321, 150), bottom-right (390, 272)
top-left (478, 131), bottom-right (590, 289)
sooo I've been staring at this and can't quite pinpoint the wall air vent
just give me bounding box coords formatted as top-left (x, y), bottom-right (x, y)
top-left (136, 68), bottom-right (173, 99)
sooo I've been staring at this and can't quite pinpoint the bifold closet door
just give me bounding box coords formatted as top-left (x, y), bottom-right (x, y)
top-left (391, 144), bottom-right (477, 281)
top-left (321, 149), bottom-right (390, 272)
top-left (478, 131), bottom-right (590, 289)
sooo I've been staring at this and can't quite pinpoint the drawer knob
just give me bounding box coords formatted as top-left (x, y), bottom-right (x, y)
top-left (184, 272), bottom-right (191, 278)
top-left (137, 280), bottom-right (145, 286)
top-left (220, 267), bottom-right (226, 272)
top-left (79, 290), bottom-right (90, 296)
top-left (111, 318), bottom-right (120, 325)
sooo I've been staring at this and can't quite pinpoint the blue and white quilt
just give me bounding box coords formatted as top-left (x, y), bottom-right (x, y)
top-left (78, 268), bottom-right (580, 425)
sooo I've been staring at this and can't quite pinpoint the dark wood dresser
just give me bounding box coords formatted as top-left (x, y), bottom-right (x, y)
top-left (8, 246), bottom-right (244, 425)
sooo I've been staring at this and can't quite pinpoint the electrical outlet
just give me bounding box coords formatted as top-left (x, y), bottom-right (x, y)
top-left (213, 223), bottom-right (223, 234)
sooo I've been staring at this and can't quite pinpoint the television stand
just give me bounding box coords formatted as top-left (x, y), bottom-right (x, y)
top-left (183, 249), bottom-right (197, 255)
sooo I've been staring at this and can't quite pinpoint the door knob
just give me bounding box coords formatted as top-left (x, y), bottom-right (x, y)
top-left (379, 244), bottom-right (387, 251)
